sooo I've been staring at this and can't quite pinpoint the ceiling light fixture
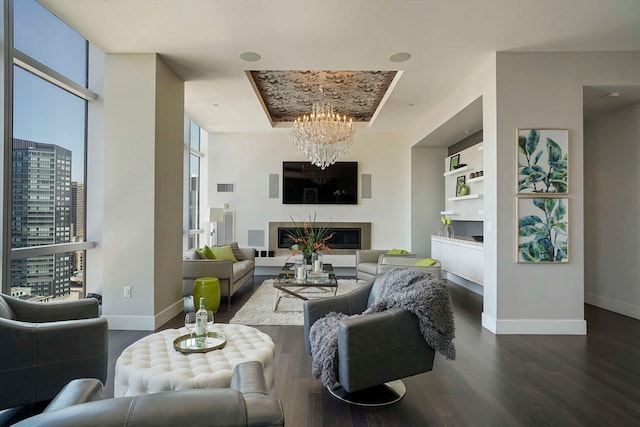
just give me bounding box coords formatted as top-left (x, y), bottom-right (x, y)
top-left (240, 52), bottom-right (261, 62)
top-left (291, 88), bottom-right (356, 170)
top-left (389, 52), bottom-right (411, 63)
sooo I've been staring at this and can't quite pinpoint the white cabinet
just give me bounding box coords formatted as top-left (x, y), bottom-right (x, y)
top-left (443, 143), bottom-right (484, 221)
top-left (431, 236), bottom-right (483, 285)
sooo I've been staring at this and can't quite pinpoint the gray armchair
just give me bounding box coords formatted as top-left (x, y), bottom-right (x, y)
top-left (303, 275), bottom-right (435, 405)
top-left (355, 249), bottom-right (417, 280)
top-left (11, 361), bottom-right (284, 427)
top-left (0, 294), bottom-right (108, 412)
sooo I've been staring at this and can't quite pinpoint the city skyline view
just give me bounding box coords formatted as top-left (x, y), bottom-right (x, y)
top-left (9, 0), bottom-right (89, 300)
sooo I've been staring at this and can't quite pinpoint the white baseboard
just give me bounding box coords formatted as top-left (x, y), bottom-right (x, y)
top-left (585, 292), bottom-right (640, 320)
top-left (104, 299), bottom-right (184, 331)
top-left (155, 299), bottom-right (184, 328)
top-left (103, 314), bottom-right (155, 331)
top-left (482, 312), bottom-right (586, 335)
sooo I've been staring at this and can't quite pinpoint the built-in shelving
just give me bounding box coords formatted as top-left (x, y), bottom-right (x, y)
top-left (467, 176), bottom-right (484, 184)
top-left (440, 210), bottom-right (460, 216)
top-left (447, 194), bottom-right (483, 202)
top-left (443, 166), bottom-right (472, 176)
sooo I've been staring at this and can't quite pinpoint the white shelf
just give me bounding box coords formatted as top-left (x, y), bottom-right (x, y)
top-left (447, 194), bottom-right (483, 201)
top-left (443, 166), bottom-right (472, 176)
top-left (440, 211), bottom-right (460, 215)
top-left (467, 176), bottom-right (484, 183)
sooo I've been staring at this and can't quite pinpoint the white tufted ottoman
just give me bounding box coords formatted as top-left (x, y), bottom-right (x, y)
top-left (114, 324), bottom-right (275, 397)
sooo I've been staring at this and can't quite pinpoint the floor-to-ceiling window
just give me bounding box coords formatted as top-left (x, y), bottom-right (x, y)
top-left (187, 119), bottom-right (204, 249)
top-left (4, 0), bottom-right (96, 301)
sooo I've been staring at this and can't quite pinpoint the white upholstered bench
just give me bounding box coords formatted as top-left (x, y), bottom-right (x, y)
top-left (114, 324), bottom-right (275, 397)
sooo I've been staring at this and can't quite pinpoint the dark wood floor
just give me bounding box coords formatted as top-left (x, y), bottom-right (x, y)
top-left (106, 276), bottom-right (640, 426)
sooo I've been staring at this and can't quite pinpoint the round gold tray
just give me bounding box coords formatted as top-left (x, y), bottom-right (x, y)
top-left (173, 332), bottom-right (226, 354)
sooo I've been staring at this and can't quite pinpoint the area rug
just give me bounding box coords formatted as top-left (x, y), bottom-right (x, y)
top-left (229, 279), bottom-right (362, 326)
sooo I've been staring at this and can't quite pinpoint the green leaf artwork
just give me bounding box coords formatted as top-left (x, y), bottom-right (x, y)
top-left (518, 197), bottom-right (568, 263)
top-left (517, 129), bottom-right (568, 193)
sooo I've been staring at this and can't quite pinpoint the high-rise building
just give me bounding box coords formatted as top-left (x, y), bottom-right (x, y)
top-left (71, 182), bottom-right (85, 278)
top-left (11, 139), bottom-right (73, 298)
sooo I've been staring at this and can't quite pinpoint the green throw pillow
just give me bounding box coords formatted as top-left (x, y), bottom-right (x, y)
top-left (415, 258), bottom-right (436, 267)
top-left (387, 248), bottom-right (409, 255)
top-left (197, 245), bottom-right (216, 260)
top-left (211, 245), bottom-right (238, 263)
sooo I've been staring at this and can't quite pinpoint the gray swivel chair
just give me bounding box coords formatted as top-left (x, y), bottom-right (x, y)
top-left (0, 294), bottom-right (108, 412)
top-left (11, 361), bottom-right (284, 427)
top-left (303, 275), bottom-right (436, 406)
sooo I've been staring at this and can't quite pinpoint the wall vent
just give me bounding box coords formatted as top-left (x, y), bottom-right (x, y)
top-left (217, 183), bottom-right (234, 193)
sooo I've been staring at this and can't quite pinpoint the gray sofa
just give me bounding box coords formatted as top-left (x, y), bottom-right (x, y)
top-left (12, 361), bottom-right (285, 427)
top-left (183, 246), bottom-right (255, 311)
top-left (0, 294), bottom-right (108, 412)
top-left (378, 254), bottom-right (442, 279)
top-left (355, 249), bottom-right (417, 280)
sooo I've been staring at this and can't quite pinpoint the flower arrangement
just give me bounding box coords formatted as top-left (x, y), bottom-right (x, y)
top-left (287, 214), bottom-right (334, 257)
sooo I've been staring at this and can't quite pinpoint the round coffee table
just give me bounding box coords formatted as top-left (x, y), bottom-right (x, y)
top-left (114, 323), bottom-right (275, 397)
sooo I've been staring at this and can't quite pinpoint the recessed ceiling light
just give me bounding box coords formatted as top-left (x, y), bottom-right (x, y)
top-left (389, 52), bottom-right (411, 63)
top-left (240, 52), bottom-right (261, 62)
top-left (602, 91), bottom-right (621, 98)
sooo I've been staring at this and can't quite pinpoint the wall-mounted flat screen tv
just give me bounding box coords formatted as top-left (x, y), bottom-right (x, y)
top-left (282, 161), bottom-right (358, 204)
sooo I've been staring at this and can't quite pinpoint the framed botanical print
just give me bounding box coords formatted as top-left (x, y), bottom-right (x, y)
top-left (517, 129), bottom-right (568, 194)
top-left (517, 197), bottom-right (569, 263)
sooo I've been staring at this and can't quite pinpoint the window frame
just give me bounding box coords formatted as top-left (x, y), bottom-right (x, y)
top-left (2, 0), bottom-right (96, 297)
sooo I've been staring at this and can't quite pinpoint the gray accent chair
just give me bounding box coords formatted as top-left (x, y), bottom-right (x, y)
top-left (355, 249), bottom-right (417, 281)
top-left (11, 361), bottom-right (284, 427)
top-left (0, 294), bottom-right (108, 412)
top-left (303, 275), bottom-right (435, 405)
top-left (182, 247), bottom-right (255, 311)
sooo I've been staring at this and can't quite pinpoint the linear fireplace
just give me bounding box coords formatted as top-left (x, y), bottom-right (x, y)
top-left (268, 221), bottom-right (371, 255)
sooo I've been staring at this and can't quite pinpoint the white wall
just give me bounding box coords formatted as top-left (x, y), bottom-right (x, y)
top-left (101, 53), bottom-right (184, 330)
top-left (207, 131), bottom-right (412, 252)
top-left (411, 147), bottom-right (447, 256)
top-left (153, 56), bottom-right (185, 320)
top-left (408, 50), bottom-right (640, 334)
top-left (584, 102), bottom-right (640, 319)
top-left (490, 51), bottom-right (640, 334)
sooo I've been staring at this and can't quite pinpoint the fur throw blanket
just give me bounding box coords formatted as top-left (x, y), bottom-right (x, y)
top-left (309, 268), bottom-right (456, 388)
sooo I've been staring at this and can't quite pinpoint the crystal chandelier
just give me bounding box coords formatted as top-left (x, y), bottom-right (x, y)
top-left (291, 97), bottom-right (355, 170)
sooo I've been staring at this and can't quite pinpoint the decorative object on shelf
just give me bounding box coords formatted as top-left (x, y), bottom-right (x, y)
top-left (517, 129), bottom-right (568, 194)
top-left (209, 207), bottom-right (225, 246)
top-left (287, 214), bottom-right (334, 262)
top-left (291, 88), bottom-right (355, 170)
top-left (439, 216), bottom-right (454, 238)
top-left (517, 197), bottom-right (568, 263)
top-left (455, 175), bottom-right (467, 197)
top-left (449, 154), bottom-right (460, 171)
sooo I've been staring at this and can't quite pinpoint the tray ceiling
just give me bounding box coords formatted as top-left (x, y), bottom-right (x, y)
top-left (248, 70), bottom-right (397, 123)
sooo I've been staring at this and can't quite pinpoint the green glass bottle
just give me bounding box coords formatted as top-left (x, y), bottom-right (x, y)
top-left (195, 297), bottom-right (207, 346)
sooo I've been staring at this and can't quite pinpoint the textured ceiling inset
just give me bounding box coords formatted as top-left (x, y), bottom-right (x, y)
top-left (249, 70), bottom-right (397, 123)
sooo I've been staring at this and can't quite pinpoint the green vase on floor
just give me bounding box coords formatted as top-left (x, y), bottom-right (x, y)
top-left (193, 277), bottom-right (221, 313)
